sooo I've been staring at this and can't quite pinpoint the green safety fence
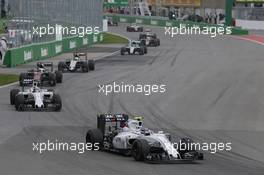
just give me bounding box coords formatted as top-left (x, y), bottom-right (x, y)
top-left (105, 14), bottom-right (249, 35)
top-left (3, 33), bottom-right (104, 67)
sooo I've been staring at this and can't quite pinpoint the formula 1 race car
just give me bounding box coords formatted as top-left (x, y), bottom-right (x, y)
top-left (126, 24), bottom-right (143, 32)
top-left (19, 62), bottom-right (63, 87)
top-left (107, 17), bottom-right (118, 26)
top-left (58, 52), bottom-right (95, 73)
top-left (121, 40), bottom-right (147, 55)
top-left (139, 32), bottom-right (160, 47)
top-left (10, 81), bottom-right (62, 111)
top-left (86, 114), bottom-right (204, 163)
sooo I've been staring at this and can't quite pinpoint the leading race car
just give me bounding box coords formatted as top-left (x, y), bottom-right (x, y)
top-left (58, 52), bottom-right (95, 73)
top-left (121, 40), bottom-right (147, 55)
top-left (86, 114), bottom-right (204, 163)
top-left (10, 81), bottom-right (62, 111)
top-left (126, 24), bottom-right (143, 32)
top-left (19, 62), bottom-right (63, 87)
top-left (139, 31), bottom-right (160, 47)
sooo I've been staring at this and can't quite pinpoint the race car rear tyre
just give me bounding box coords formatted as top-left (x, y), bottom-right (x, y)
top-left (139, 49), bottom-right (144, 55)
top-left (132, 139), bottom-right (150, 161)
top-left (15, 94), bottom-right (25, 111)
top-left (88, 59), bottom-right (95, 71)
top-left (19, 73), bottom-right (27, 86)
top-left (10, 89), bottom-right (20, 105)
top-left (86, 129), bottom-right (103, 150)
top-left (49, 73), bottom-right (56, 86)
top-left (144, 47), bottom-right (147, 54)
top-left (82, 62), bottom-right (89, 72)
top-left (53, 94), bottom-right (62, 111)
top-left (58, 62), bottom-right (65, 72)
top-left (55, 71), bottom-right (63, 83)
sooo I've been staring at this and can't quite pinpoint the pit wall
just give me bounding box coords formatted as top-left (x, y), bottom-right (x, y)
top-left (105, 14), bottom-right (249, 36)
top-left (3, 33), bottom-right (103, 68)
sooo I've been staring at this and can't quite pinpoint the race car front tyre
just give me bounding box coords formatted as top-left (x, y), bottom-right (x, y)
top-left (121, 48), bottom-right (125, 55)
top-left (144, 47), bottom-right (147, 54)
top-left (53, 94), bottom-right (62, 111)
top-left (82, 62), bottom-right (89, 72)
top-left (86, 129), bottom-right (103, 150)
top-left (49, 73), bottom-right (56, 86)
top-left (139, 49), bottom-right (144, 55)
top-left (15, 95), bottom-right (25, 111)
top-left (10, 89), bottom-right (20, 105)
top-left (55, 71), bottom-right (63, 83)
top-left (88, 59), bottom-right (95, 71)
top-left (131, 139), bottom-right (150, 161)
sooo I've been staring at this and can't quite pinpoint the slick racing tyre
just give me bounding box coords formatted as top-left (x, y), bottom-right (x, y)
top-left (49, 73), bottom-right (56, 86)
top-left (55, 71), bottom-right (63, 83)
top-left (19, 73), bottom-right (27, 86)
top-left (86, 129), bottom-right (103, 149)
top-left (53, 94), bottom-right (62, 111)
top-left (58, 62), bottom-right (65, 72)
top-left (121, 48), bottom-right (126, 55)
top-left (88, 59), bottom-right (95, 71)
top-left (82, 62), bottom-right (89, 72)
top-left (15, 94), bottom-right (25, 111)
top-left (10, 89), bottom-right (20, 105)
top-left (131, 139), bottom-right (150, 161)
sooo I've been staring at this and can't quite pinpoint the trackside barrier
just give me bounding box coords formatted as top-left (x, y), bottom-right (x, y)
top-left (3, 33), bottom-right (104, 67)
top-left (105, 14), bottom-right (249, 36)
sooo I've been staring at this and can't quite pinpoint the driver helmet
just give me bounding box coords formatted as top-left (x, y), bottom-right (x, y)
top-left (127, 119), bottom-right (143, 130)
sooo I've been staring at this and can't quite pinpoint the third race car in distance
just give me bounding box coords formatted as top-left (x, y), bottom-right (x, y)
top-left (121, 40), bottom-right (147, 55)
top-left (58, 52), bottom-right (95, 73)
top-left (19, 62), bottom-right (63, 87)
top-left (139, 29), bottom-right (160, 47)
top-left (126, 23), bottom-right (143, 32)
top-left (86, 114), bottom-right (204, 163)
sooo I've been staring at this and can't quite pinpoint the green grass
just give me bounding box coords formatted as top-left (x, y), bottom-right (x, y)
top-left (100, 33), bottom-right (128, 44)
top-left (0, 74), bottom-right (19, 86)
top-left (0, 18), bottom-right (8, 34)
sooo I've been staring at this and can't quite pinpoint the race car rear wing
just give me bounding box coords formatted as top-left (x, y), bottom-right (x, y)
top-left (97, 114), bottom-right (129, 135)
top-left (73, 52), bottom-right (88, 59)
top-left (37, 62), bottom-right (54, 71)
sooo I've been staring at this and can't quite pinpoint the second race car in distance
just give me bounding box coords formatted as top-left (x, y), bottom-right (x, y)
top-left (86, 114), bottom-right (204, 163)
top-left (121, 40), bottom-right (147, 55)
top-left (58, 52), bottom-right (95, 73)
top-left (126, 24), bottom-right (143, 32)
top-left (10, 81), bottom-right (62, 111)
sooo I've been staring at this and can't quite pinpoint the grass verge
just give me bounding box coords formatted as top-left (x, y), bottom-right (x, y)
top-left (0, 74), bottom-right (19, 86)
top-left (100, 33), bottom-right (128, 44)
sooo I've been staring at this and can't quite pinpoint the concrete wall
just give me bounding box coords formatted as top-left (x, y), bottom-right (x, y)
top-left (236, 19), bottom-right (264, 30)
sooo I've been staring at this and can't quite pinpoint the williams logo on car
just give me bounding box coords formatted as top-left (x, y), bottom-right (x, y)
top-left (24, 50), bottom-right (32, 61)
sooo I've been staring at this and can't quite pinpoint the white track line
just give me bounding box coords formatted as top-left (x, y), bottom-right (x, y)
top-left (231, 35), bottom-right (264, 46)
